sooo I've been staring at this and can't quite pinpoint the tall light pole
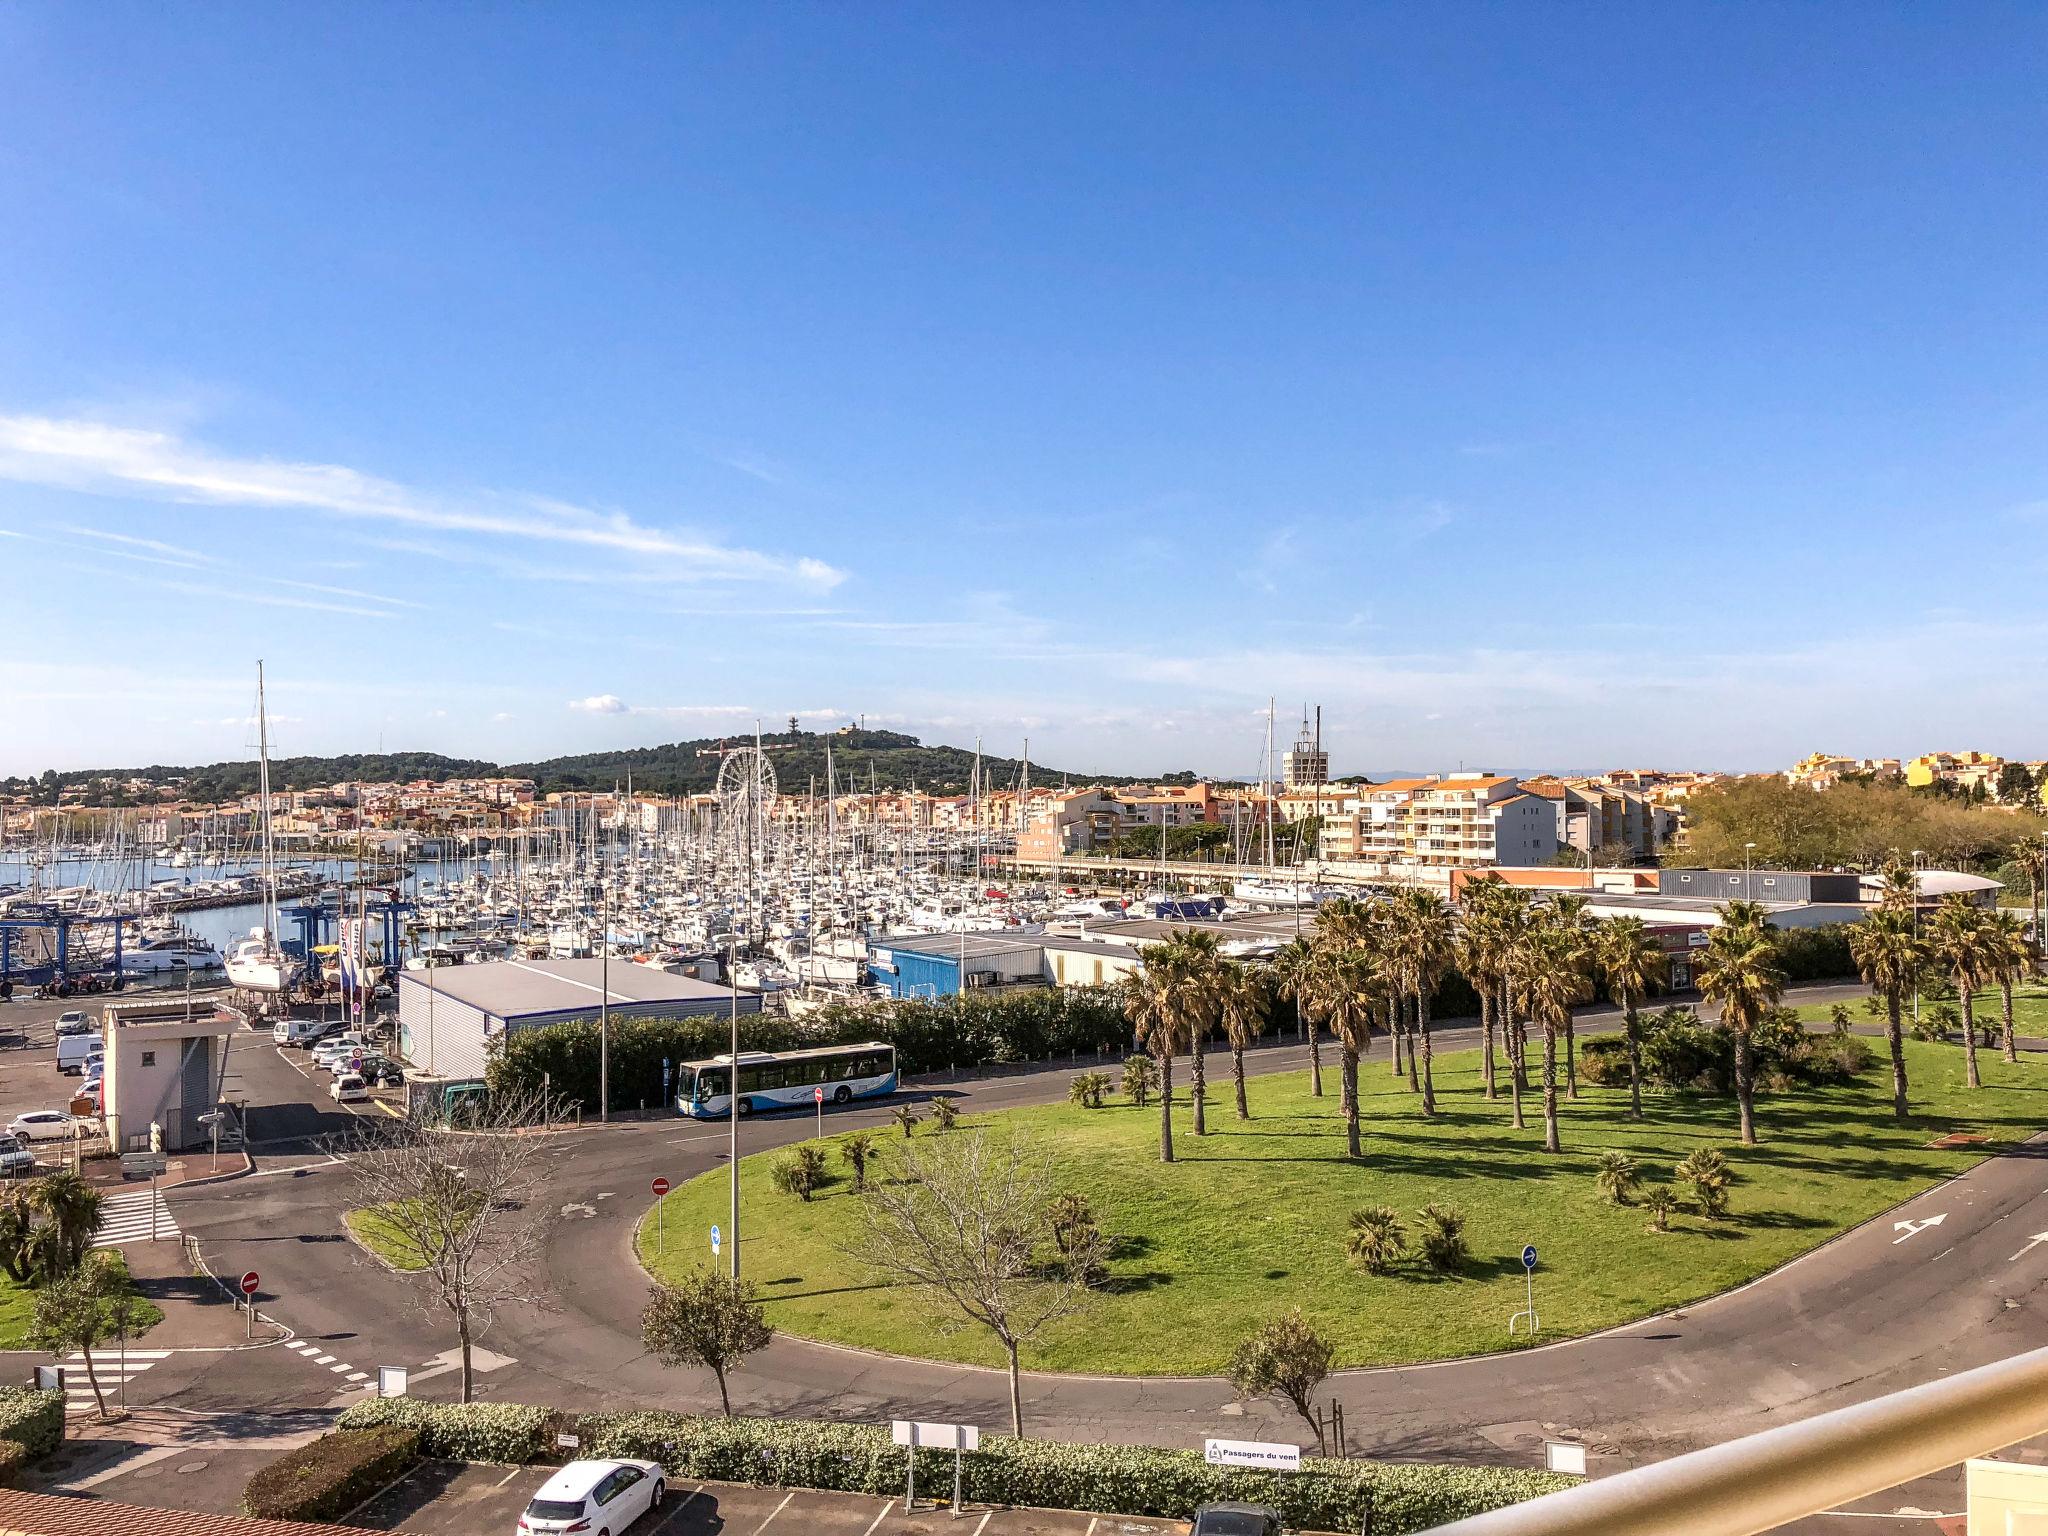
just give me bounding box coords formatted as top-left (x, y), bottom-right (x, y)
top-left (1911, 849), bottom-right (1925, 1024)
top-left (728, 933), bottom-right (740, 1281)
top-left (1744, 843), bottom-right (1757, 904)
top-left (598, 839), bottom-right (609, 1123)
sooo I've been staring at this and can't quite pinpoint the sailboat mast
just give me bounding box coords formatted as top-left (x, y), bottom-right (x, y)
top-left (256, 659), bottom-right (277, 935)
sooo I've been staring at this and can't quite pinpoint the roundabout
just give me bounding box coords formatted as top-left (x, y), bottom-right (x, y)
top-left (638, 1037), bottom-right (2048, 1375)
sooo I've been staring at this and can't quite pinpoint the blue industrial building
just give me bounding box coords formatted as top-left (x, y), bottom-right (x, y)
top-left (867, 933), bottom-right (1050, 999)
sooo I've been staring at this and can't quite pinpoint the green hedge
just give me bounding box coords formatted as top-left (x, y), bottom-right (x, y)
top-left (343, 1401), bottom-right (1571, 1533)
top-left (0, 1389), bottom-right (64, 1460)
top-left (337, 1398), bottom-right (557, 1463)
top-left (0, 1440), bottom-right (25, 1489)
top-left (242, 1425), bottom-right (422, 1523)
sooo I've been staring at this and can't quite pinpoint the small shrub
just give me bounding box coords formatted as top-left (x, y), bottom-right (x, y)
top-left (337, 1398), bottom-right (554, 1463)
top-left (1860, 995), bottom-right (1888, 1021)
top-left (1826, 1003), bottom-right (1855, 1038)
top-left (1047, 1192), bottom-right (1105, 1283)
top-left (839, 1131), bottom-right (878, 1192)
top-left (1641, 1186), bottom-right (1677, 1233)
top-left (1069, 1072), bottom-right (1112, 1109)
top-left (1122, 1054), bottom-right (1156, 1107)
top-left (0, 1440), bottom-right (25, 1488)
top-left (930, 1098), bottom-right (960, 1132)
top-left (242, 1425), bottom-right (422, 1523)
top-left (1416, 1203), bottom-right (1468, 1274)
top-left (1674, 1148), bottom-right (1734, 1219)
top-left (0, 1388), bottom-right (64, 1459)
top-left (1345, 1205), bottom-right (1406, 1275)
top-left (1916, 1003), bottom-right (1961, 1043)
top-left (890, 1104), bottom-right (922, 1138)
top-left (1594, 1151), bottom-right (1640, 1206)
top-left (771, 1144), bottom-right (826, 1201)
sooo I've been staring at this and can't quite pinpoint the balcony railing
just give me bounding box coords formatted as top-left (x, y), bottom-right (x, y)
top-left (1424, 1342), bottom-right (2048, 1535)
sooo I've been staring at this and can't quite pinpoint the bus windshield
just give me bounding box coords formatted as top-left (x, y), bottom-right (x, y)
top-left (693, 1067), bottom-right (728, 1100)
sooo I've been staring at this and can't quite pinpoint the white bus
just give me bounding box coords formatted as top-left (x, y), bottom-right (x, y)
top-left (674, 1041), bottom-right (898, 1118)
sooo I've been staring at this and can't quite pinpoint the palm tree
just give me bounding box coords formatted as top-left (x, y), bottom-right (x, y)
top-left (1459, 876), bottom-right (1507, 1100)
top-left (1876, 856), bottom-right (1919, 914)
top-left (1123, 963), bottom-right (1180, 1163)
top-left (1389, 888), bottom-right (1455, 1116)
top-left (1848, 907), bottom-right (1922, 1120)
top-left (1156, 928), bottom-right (1225, 1136)
top-left (1592, 915), bottom-right (1665, 1121)
top-left (1516, 925), bottom-right (1585, 1153)
top-left (1718, 899), bottom-right (1773, 937)
top-left (1986, 908), bottom-right (2032, 1065)
top-left (1494, 888), bottom-right (1534, 1128)
top-left (1314, 937), bottom-right (1380, 1160)
top-left (1927, 894), bottom-right (1993, 1090)
top-left (1546, 896), bottom-right (1593, 1099)
top-left (1272, 937), bottom-right (1323, 1098)
top-left (1218, 960), bottom-right (1269, 1119)
top-left (1695, 911), bottom-right (1786, 1145)
top-left (24, 1171), bottom-right (103, 1280)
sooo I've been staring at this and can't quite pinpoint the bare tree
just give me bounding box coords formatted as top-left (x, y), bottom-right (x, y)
top-left (854, 1130), bottom-right (1101, 1436)
top-left (343, 1092), bottom-right (555, 1403)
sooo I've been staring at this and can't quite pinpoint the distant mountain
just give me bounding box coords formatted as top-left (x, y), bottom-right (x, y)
top-left (1, 731), bottom-right (1159, 803)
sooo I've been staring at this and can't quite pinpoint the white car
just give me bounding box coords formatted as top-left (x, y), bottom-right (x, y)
top-left (330, 1073), bottom-right (369, 1104)
top-left (517, 1460), bottom-right (666, 1535)
top-left (7, 1110), bottom-right (81, 1145)
top-left (53, 1011), bottom-right (93, 1037)
top-left (311, 1036), bottom-right (366, 1068)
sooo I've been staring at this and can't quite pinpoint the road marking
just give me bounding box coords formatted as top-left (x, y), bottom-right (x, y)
top-left (860, 1505), bottom-right (893, 1536)
top-left (346, 1372), bottom-right (369, 1382)
top-left (312, 1354), bottom-right (335, 1365)
top-left (750, 1490), bottom-right (795, 1533)
top-left (971, 1512), bottom-right (992, 1535)
top-left (1083, 1521), bottom-right (1099, 1536)
top-left (91, 1188), bottom-right (180, 1248)
top-left (1892, 1213), bottom-right (1948, 1244)
top-left (495, 1467), bottom-right (522, 1487)
top-left (2008, 1231), bottom-right (2048, 1261)
top-left (329, 1363), bottom-right (352, 1373)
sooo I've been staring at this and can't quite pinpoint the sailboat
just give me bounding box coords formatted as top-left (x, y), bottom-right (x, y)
top-left (225, 661), bottom-right (296, 994)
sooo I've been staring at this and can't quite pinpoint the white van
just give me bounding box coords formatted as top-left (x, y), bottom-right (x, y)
top-left (271, 1018), bottom-right (327, 1047)
top-left (56, 1035), bottom-right (103, 1075)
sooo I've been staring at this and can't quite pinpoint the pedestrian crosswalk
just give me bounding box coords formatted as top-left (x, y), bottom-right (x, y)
top-left (283, 1336), bottom-right (374, 1390)
top-left (91, 1187), bottom-right (179, 1248)
top-left (55, 1349), bottom-right (171, 1412)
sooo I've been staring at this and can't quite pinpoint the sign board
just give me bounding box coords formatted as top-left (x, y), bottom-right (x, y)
top-left (813, 1086), bottom-right (824, 1104)
top-left (1969, 1457), bottom-right (2048, 1532)
top-left (710, 1224), bottom-right (721, 1257)
top-left (1522, 1245), bottom-right (1538, 1271)
top-left (1204, 1438), bottom-right (1301, 1472)
top-left (33, 1366), bottom-right (60, 1393)
top-left (556, 1432), bottom-right (581, 1451)
top-left (891, 1420), bottom-right (979, 1451)
top-left (377, 1366), bottom-right (407, 1399)
top-left (651, 1177), bottom-right (670, 1197)
top-left (1687, 930), bottom-right (1711, 948)
top-left (239, 1270), bottom-right (261, 1296)
top-left (1545, 1441), bottom-right (1588, 1476)
top-left (120, 1151), bottom-right (168, 1178)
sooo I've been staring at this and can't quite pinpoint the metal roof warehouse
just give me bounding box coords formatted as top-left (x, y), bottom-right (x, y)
top-left (398, 957), bottom-right (760, 1081)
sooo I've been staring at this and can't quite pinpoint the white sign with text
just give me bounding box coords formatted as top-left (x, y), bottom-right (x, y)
top-left (1204, 1438), bottom-right (1302, 1472)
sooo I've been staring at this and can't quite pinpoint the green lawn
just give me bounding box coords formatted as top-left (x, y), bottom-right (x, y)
top-left (642, 1037), bottom-right (2047, 1375)
top-left (344, 1204), bottom-right (429, 1272)
top-left (0, 1253), bottom-right (164, 1349)
top-left (1794, 980), bottom-right (2048, 1036)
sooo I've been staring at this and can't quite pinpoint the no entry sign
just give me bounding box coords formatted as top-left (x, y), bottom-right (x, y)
top-left (650, 1177), bottom-right (670, 1197)
top-left (239, 1270), bottom-right (260, 1296)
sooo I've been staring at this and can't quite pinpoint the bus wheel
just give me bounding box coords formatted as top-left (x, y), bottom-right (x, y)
top-left (833, 1085), bottom-right (853, 1105)
top-left (736, 1098), bottom-right (753, 1117)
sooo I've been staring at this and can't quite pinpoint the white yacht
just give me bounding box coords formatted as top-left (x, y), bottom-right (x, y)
top-left (119, 934), bottom-right (226, 975)
top-left (226, 927), bottom-right (294, 992)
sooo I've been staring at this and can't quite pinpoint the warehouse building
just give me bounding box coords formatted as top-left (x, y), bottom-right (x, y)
top-left (398, 958), bottom-right (760, 1081)
top-left (867, 933), bottom-right (1049, 999)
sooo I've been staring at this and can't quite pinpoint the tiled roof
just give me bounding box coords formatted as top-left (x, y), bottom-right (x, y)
top-left (0, 1490), bottom-right (353, 1536)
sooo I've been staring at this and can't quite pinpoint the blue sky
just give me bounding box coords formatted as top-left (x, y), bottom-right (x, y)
top-left (2, 5), bottom-right (2045, 780)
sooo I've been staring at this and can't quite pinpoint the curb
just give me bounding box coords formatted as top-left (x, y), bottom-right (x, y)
top-left (169, 1149), bottom-right (256, 1191)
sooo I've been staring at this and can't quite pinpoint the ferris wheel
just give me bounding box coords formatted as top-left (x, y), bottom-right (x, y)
top-left (715, 746), bottom-right (777, 857)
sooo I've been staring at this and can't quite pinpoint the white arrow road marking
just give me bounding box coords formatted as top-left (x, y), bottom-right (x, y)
top-left (1893, 1214), bottom-right (1948, 1244)
top-left (2008, 1232), bottom-right (2048, 1262)
top-left (560, 1202), bottom-right (596, 1219)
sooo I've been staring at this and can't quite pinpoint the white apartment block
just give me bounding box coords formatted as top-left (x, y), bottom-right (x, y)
top-left (1318, 773), bottom-right (1558, 870)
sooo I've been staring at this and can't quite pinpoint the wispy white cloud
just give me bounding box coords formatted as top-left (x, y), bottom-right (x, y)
top-left (0, 413), bottom-right (847, 590)
top-left (712, 449), bottom-right (793, 487)
top-left (62, 524), bottom-right (223, 566)
top-left (569, 694), bottom-right (632, 714)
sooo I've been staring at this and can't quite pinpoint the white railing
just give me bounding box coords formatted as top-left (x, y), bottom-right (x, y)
top-left (1425, 1342), bottom-right (2048, 1535)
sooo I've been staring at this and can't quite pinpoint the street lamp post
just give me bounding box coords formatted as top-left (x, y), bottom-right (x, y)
top-left (1744, 843), bottom-right (1757, 903)
top-left (1912, 850), bottom-right (1925, 1024)
top-left (728, 933), bottom-right (740, 1281)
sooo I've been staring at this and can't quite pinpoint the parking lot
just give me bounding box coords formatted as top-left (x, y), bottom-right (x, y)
top-left (0, 996), bottom-right (112, 1169)
top-left (353, 1463), bottom-right (1206, 1536)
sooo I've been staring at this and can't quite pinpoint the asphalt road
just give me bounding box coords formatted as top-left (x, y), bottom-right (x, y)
top-left (20, 979), bottom-right (2034, 1532)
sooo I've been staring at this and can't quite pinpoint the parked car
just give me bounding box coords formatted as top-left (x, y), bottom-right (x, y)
top-left (330, 1073), bottom-right (370, 1104)
top-left (53, 1011), bottom-right (93, 1037)
top-left (79, 1066), bottom-right (103, 1099)
top-left (0, 1143), bottom-right (38, 1178)
top-left (357, 1057), bottom-right (405, 1088)
top-left (311, 1034), bottom-right (366, 1067)
top-left (1189, 1505), bottom-right (1285, 1536)
top-left (517, 1459), bottom-right (666, 1535)
top-left (7, 1110), bottom-right (81, 1145)
top-left (56, 1035), bottom-right (102, 1074)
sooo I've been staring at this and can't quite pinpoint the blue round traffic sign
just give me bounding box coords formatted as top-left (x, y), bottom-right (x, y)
top-left (710, 1223), bottom-right (722, 1256)
top-left (1521, 1245), bottom-right (1538, 1271)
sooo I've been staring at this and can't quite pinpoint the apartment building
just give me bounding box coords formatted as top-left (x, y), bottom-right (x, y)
top-left (1905, 751), bottom-right (2005, 796)
top-left (1520, 777), bottom-right (1673, 862)
top-left (1785, 753), bottom-right (1902, 790)
top-left (1318, 772), bottom-right (1558, 870)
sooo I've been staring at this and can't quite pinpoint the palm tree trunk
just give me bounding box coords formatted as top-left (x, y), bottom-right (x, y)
top-left (1480, 985), bottom-right (1497, 1100)
top-left (1389, 1004), bottom-right (1403, 1077)
top-left (1307, 1015), bottom-right (1324, 1097)
top-left (1341, 1044), bottom-right (1361, 1158)
top-left (1404, 995), bottom-right (1420, 1094)
top-left (1733, 1024), bottom-right (1757, 1145)
top-left (1624, 998), bottom-right (1642, 1120)
top-left (1190, 1027), bottom-right (1207, 1136)
top-left (1564, 1011), bottom-right (1580, 1099)
top-left (1886, 989), bottom-right (1909, 1120)
top-left (1159, 1052), bottom-right (1175, 1163)
top-left (1541, 1020), bottom-right (1561, 1153)
top-left (2002, 977), bottom-right (2018, 1064)
top-left (1232, 1044), bottom-right (1249, 1119)
top-left (1416, 986), bottom-right (1436, 1116)
top-left (1959, 975), bottom-right (1981, 1089)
